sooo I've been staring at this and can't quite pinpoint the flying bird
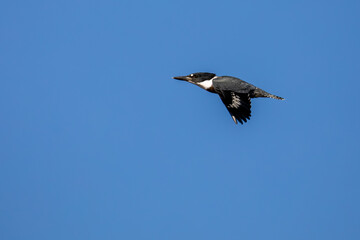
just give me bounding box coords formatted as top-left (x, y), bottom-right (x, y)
top-left (173, 72), bottom-right (284, 124)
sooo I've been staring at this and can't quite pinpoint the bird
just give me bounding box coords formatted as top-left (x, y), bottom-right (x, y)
top-left (173, 72), bottom-right (284, 124)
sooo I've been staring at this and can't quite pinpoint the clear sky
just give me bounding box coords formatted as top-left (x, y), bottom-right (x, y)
top-left (1, 0), bottom-right (360, 239)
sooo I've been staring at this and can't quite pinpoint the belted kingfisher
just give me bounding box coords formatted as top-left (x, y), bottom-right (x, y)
top-left (173, 72), bottom-right (284, 124)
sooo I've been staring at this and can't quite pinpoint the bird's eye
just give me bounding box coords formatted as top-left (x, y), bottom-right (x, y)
top-left (190, 74), bottom-right (195, 78)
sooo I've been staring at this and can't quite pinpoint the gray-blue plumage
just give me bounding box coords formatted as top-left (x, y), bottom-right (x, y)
top-left (173, 72), bottom-right (284, 124)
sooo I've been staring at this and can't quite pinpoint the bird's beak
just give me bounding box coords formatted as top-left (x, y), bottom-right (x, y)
top-left (173, 75), bottom-right (190, 81)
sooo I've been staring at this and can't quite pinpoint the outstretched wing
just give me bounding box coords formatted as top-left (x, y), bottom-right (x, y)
top-left (217, 91), bottom-right (252, 124)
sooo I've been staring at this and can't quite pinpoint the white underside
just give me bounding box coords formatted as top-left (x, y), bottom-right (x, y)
top-left (196, 79), bottom-right (213, 89)
top-left (195, 76), bottom-right (217, 90)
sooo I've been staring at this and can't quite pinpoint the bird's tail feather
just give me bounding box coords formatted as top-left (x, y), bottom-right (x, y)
top-left (266, 93), bottom-right (284, 100)
top-left (253, 88), bottom-right (284, 100)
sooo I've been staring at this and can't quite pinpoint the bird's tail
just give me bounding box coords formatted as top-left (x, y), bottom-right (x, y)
top-left (253, 88), bottom-right (284, 100)
top-left (266, 93), bottom-right (284, 100)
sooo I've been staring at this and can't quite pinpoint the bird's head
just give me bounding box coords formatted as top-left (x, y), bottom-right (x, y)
top-left (173, 72), bottom-right (216, 84)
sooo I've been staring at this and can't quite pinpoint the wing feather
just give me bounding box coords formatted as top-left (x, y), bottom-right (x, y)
top-left (217, 91), bottom-right (252, 124)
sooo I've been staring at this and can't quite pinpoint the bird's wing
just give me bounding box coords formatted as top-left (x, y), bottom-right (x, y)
top-left (212, 76), bottom-right (256, 93)
top-left (217, 91), bottom-right (252, 124)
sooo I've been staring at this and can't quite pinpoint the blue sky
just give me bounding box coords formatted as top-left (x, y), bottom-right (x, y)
top-left (1, 0), bottom-right (360, 239)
